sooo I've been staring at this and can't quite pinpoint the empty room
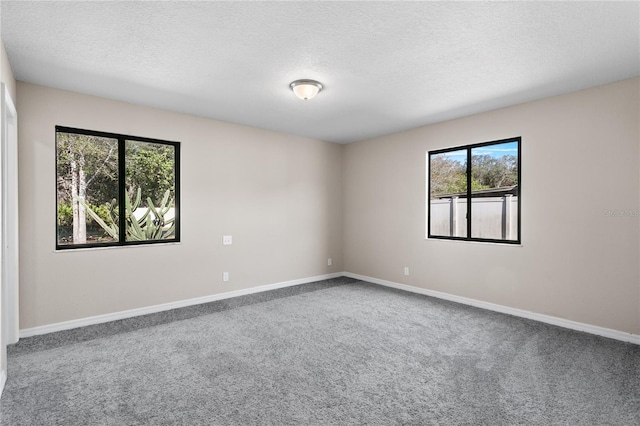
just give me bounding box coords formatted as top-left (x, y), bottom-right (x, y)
top-left (0, 1), bottom-right (638, 424)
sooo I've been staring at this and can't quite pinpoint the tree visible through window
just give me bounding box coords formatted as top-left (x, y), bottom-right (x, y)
top-left (56, 127), bottom-right (180, 249)
top-left (428, 138), bottom-right (520, 244)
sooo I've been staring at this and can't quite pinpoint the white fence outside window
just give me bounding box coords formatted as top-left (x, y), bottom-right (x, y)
top-left (430, 195), bottom-right (518, 240)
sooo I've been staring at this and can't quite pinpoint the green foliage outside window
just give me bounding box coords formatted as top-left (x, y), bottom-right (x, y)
top-left (430, 152), bottom-right (518, 198)
top-left (56, 128), bottom-right (179, 247)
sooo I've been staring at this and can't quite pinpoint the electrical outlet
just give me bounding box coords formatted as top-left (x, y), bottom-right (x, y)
top-left (404, 267), bottom-right (410, 276)
top-left (328, 258), bottom-right (332, 266)
top-left (223, 272), bottom-right (229, 282)
top-left (223, 235), bottom-right (233, 245)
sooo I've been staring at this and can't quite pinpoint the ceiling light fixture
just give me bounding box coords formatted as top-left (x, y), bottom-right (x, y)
top-left (290, 79), bottom-right (323, 100)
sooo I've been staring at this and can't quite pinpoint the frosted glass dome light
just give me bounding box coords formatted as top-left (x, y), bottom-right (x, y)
top-left (290, 79), bottom-right (323, 100)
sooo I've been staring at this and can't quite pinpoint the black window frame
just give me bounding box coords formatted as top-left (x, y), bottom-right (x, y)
top-left (55, 126), bottom-right (181, 250)
top-left (427, 136), bottom-right (521, 245)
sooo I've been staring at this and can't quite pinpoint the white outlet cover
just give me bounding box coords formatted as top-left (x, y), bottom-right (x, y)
top-left (223, 235), bottom-right (233, 245)
top-left (328, 258), bottom-right (332, 266)
top-left (223, 272), bottom-right (229, 282)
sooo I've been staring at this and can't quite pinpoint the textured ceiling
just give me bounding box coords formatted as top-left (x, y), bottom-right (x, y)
top-left (1, 1), bottom-right (639, 143)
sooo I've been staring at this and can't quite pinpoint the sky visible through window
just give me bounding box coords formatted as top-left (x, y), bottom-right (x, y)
top-left (440, 141), bottom-right (518, 161)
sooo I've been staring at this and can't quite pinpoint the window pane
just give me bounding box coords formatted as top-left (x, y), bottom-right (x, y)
top-left (56, 133), bottom-right (119, 246)
top-left (125, 141), bottom-right (176, 242)
top-left (470, 142), bottom-right (519, 241)
top-left (429, 150), bottom-right (468, 237)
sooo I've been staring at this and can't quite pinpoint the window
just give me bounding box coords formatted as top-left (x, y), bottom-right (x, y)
top-left (428, 137), bottom-right (520, 244)
top-left (56, 126), bottom-right (180, 249)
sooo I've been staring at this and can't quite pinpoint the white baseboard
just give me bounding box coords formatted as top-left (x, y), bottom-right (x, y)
top-left (344, 272), bottom-right (640, 345)
top-left (19, 271), bottom-right (639, 345)
top-left (19, 272), bottom-right (344, 338)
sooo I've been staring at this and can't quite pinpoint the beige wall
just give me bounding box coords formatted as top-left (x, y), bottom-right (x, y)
top-left (17, 82), bottom-right (343, 329)
top-left (344, 78), bottom-right (640, 335)
top-left (14, 76), bottom-right (640, 335)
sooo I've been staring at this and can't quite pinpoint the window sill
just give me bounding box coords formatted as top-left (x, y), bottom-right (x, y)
top-left (425, 237), bottom-right (522, 247)
top-left (54, 241), bottom-right (181, 253)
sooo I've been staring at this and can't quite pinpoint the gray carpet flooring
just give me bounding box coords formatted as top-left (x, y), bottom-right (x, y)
top-left (1, 278), bottom-right (638, 425)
